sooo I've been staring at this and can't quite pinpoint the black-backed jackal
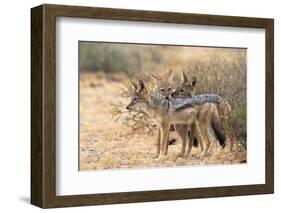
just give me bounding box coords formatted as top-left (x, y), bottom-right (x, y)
top-left (172, 71), bottom-right (231, 154)
top-left (127, 81), bottom-right (200, 157)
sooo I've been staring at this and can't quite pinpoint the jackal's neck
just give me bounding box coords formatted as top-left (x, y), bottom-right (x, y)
top-left (141, 95), bottom-right (169, 117)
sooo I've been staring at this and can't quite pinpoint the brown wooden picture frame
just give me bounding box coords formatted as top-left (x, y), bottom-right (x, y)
top-left (31, 4), bottom-right (274, 208)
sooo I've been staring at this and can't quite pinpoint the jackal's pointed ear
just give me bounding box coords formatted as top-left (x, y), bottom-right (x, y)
top-left (191, 77), bottom-right (197, 86)
top-left (137, 80), bottom-right (148, 97)
top-left (181, 70), bottom-right (188, 84)
top-left (129, 80), bottom-right (138, 91)
top-left (165, 69), bottom-right (173, 81)
top-left (137, 80), bottom-right (145, 92)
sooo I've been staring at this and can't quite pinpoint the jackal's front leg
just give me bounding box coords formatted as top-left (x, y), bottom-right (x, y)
top-left (163, 126), bottom-right (171, 155)
top-left (162, 125), bottom-right (170, 156)
top-left (153, 129), bottom-right (161, 159)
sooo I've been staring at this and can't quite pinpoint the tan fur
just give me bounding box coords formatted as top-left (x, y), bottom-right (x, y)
top-left (196, 103), bottom-right (221, 155)
top-left (151, 68), bottom-right (174, 100)
top-left (152, 70), bottom-right (201, 157)
top-left (171, 102), bottom-right (219, 157)
top-left (150, 70), bottom-right (215, 157)
top-left (171, 72), bottom-right (205, 154)
top-left (151, 69), bottom-right (176, 155)
top-left (217, 99), bottom-right (232, 150)
top-left (218, 99), bottom-right (232, 120)
top-left (172, 71), bottom-right (197, 98)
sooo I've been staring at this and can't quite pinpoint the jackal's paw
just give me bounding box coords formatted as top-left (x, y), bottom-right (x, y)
top-left (199, 152), bottom-right (206, 157)
top-left (183, 154), bottom-right (191, 159)
top-left (177, 153), bottom-right (186, 159)
top-left (153, 154), bottom-right (160, 159)
top-left (201, 152), bottom-right (211, 158)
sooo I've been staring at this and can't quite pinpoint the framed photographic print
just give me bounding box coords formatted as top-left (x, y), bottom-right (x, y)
top-left (31, 4), bottom-right (274, 208)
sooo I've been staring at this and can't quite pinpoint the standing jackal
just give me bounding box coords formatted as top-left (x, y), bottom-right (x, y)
top-left (150, 68), bottom-right (199, 157)
top-left (172, 71), bottom-right (231, 153)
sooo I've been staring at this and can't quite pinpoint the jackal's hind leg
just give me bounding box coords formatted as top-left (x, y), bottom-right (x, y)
top-left (194, 123), bottom-right (207, 157)
top-left (197, 136), bottom-right (204, 154)
top-left (175, 124), bottom-right (188, 158)
top-left (202, 131), bottom-right (211, 156)
top-left (185, 124), bottom-right (195, 159)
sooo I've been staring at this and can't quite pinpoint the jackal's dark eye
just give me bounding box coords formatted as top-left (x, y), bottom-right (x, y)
top-left (168, 87), bottom-right (172, 91)
top-left (180, 89), bottom-right (185, 92)
top-left (133, 97), bottom-right (138, 101)
top-left (160, 88), bottom-right (165, 92)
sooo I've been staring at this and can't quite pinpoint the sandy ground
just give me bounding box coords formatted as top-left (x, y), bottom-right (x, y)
top-left (79, 72), bottom-right (246, 170)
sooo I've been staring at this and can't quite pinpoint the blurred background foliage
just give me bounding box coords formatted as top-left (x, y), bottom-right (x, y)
top-left (79, 42), bottom-right (247, 144)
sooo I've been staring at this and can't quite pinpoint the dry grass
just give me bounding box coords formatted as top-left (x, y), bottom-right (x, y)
top-left (79, 72), bottom-right (246, 171)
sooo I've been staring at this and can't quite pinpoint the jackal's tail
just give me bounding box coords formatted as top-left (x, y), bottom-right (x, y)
top-left (211, 114), bottom-right (226, 148)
